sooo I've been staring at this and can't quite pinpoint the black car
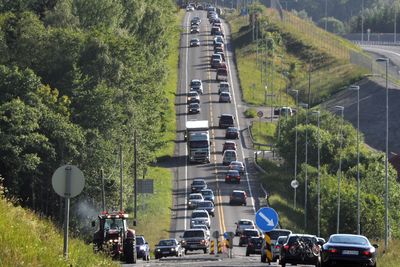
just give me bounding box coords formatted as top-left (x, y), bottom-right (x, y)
top-left (321, 234), bottom-right (378, 267)
top-left (136, 235), bottom-right (150, 261)
top-left (219, 114), bottom-right (234, 128)
top-left (246, 236), bottom-right (263, 256)
top-left (188, 103), bottom-right (200, 114)
top-left (191, 179), bottom-right (207, 193)
top-left (200, 189), bottom-right (215, 203)
top-left (239, 229), bottom-right (260, 246)
top-left (154, 238), bottom-right (184, 259)
top-left (196, 200), bottom-right (215, 217)
top-left (225, 127), bottom-right (239, 139)
top-left (280, 234), bottom-right (321, 267)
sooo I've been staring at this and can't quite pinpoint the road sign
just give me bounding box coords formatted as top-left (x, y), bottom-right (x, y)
top-left (291, 179), bottom-right (299, 189)
top-left (212, 230), bottom-right (220, 239)
top-left (224, 231), bottom-right (235, 239)
top-left (52, 165), bottom-right (85, 198)
top-left (137, 179), bottom-right (154, 194)
top-left (257, 110), bottom-right (264, 118)
top-left (255, 207), bottom-right (279, 232)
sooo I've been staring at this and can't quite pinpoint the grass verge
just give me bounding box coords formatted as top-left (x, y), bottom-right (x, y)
top-left (0, 197), bottom-right (117, 267)
top-left (251, 120), bottom-right (276, 145)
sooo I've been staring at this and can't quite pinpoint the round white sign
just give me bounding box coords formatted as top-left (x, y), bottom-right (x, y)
top-left (52, 165), bottom-right (85, 198)
top-left (291, 179), bottom-right (299, 189)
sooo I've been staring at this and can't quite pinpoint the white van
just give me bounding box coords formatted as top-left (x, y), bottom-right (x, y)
top-left (222, 149), bottom-right (237, 165)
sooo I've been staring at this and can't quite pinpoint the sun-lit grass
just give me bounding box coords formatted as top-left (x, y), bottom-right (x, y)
top-left (251, 121), bottom-right (276, 146)
top-left (0, 197), bottom-right (117, 267)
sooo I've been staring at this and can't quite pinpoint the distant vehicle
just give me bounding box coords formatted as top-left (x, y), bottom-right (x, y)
top-left (191, 179), bottom-right (207, 193)
top-left (222, 149), bottom-right (237, 165)
top-left (181, 229), bottom-right (209, 254)
top-left (216, 68), bottom-right (228, 81)
top-left (196, 200), bottom-right (215, 217)
top-left (211, 26), bottom-right (221, 35)
top-left (211, 58), bottom-right (222, 68)
top-left (225, 169), bottom-right (240, 183)
top-left (214, 41), bottom-right (224, 49)
top-left (321, 234), bottom-right (378, 267)
top-left (136, 235), bottom-right (150, 261)
top-left (190, 26), bottom-right (200, 34)
top-left (229, 161), bottom-right (245, 174)
top-left (235, 219), bottom-right (255, 236)
top-left (188, 102), bottom-right (200, 114)
top-left (210, 53), bottom-right (222, 65)
top-left (214, 46), bottom-right (224, 54)
top-left (239, 229), bottom-right (261, 247)
top-left (187, 193), bottom-right (204, 209)
top-left (225, 127), bottom-right (239, 139)
top-left (246, 237), bottom-right (264, 256)
top-left (154, 239), bottom-right (184, 259)
top-left (229, 190), bottom-right (247, 206)
top-left (186, 5), bottom-right (195, 11)
top-left (274, 106), bottom-right (294, 117)
top-left (216, 51), bottom-right (226, 61)
top-left (190, 79), bottom-right (203, 94)
top-left (191, 20), bottom-right (200, 26)
top-left (218, 82), bottom-right (230, 94)
top-left (261, 229), bottom-right (293, 263)
top-left (219, 92), bottom-right (232, 103)
top-left (192, 16), bottom-right (201, 23)
top-left (191, 224), bottom-right (210, 240)
top-left (214, 35), bottom-right (224, 44)
top-left (219, 114), bottom-right (235, 128)
top-left (272, 235), bottom-right (288, 262)
top-left (222, 141), bottom-right (237, 153)
top-left (200, 189), bottom-right (215, 203)
top-left (185, 120), bottom-right (210, 163)
top-left (190, 38), bottom-right (200, 47)
top-left (190, 209), bottom-right (211, 228)
top-left (196, 4), bottom-right (203, 10)
top-left (187, 91), bottom-right (200, 104)
top-left (280, 234), bottom-right (320, 267)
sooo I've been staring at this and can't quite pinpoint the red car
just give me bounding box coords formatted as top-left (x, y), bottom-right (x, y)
top-left (229, 190), bottom-right (247, 206)
top-left (225, 170), bottom-right (240, 183)
top-left (222, 141), bottom-right (237, 153)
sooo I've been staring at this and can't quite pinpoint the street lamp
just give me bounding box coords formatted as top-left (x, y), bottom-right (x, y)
top-left (376, 57), bottom-right (389, 252)
top-left (333, 105), bottom-right (344, 234)
top-left (312, 110), bottom-right (321, 237)
top-left (290, 89), bottom-right (299, 209)
top-left (361, 0), bottom-right (364, 43)
top-left (349, 85), bottom-right (361, 235)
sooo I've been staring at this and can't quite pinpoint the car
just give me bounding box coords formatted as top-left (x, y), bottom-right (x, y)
top-left (188, 103), bottom-right (200, 114)
top-left (321, 234), bottom-right (378, 267)
top-left (214, 41), bottom-right (224, 49)
top-left (274, 106), bottom-right (294, 117)
top-left (210, 53), bottom-right (223, 63)
top-left (192, 16), bottom-right (201, 23)
top-left (217, 61), bottom-right (227, 70)
top-left (225, 127), bottom-right (239, 139)
top-left (190, 79), bottom-right (203, 94)
top-left (154, 238), bottom-right (184, 259)
top-left (218, 82), bottom-right (230, 94)
top-left (280, 234), bottom-right (321, 267)
top-left (214, 30), bottom-right (224, 37)
top-left (222, 141), bottom-right (237, 153)
top-left (181, 229), bottom-right (209, 254)
top-left (187, 91), bottom-right (200, 104)
top-left (136, 235), bottom-right (150, 261)
top-left (216, 68), bottom-right (228, 81)
top-left (196, 4), bottom-right (203, 10)
top-left (235, 219), bottom-right (255, 236)
top-left (191, 20), bottom-right (200, 27)
top-left (186, 5), bottom-right (194, 11)
top-left (211, 57), bottom-right (222, 68)
top-left (200, 189), bottom-right (215, 203)
top-left (272, 235), bottom-right (288, 262)
top-left (191, 179), bottom-right (207, 192)
top-left (229, 190), bottom-right (247, 206)
top-left (214, 46), bottom-right (224, 54)
top-left (211, 26), bottom-right (221, 35)
top-left (187, 193), bottom-right (204, 209)
top-left (261, 229), bottom-right (293, 263)
top-left (225, 169), bottom-right (240, 183)
top-left (190, 38), bottom-right (200, 47)
top-left (229, 161), bottom-right (245, 174)
top-left (191, 224), bottom-right (210, 240)
top-left (219, 114), bottom-right (234, 128)
top-left (190, 209), bottom-right (211, 228)
top-left (222, 149), bottom-right (237, 165)
top-left (219, 92), bottom-right (232, 103)
top-left (190, 26), bottom-right (200, 34)
top-left (196, 200), bottom-right (215, 217)
top-left (246, 236), bottom-right (264, 256)
top-left (216, 51), bottom-right (226, 61)
top-left (239, 229), bottom-right (261, 246)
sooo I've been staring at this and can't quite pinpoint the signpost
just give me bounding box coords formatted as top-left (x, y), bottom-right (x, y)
top-left (212, 230), bottom-right (219, 256)
top-left (291, 179), bottom-right (299, 189)
top-left (52, 165), bottom-right (85, 259)
top-left (257, 110), bottom-right (263, 138)
top-left (223, 231), bottom-right (235, 258)
top-left (255, 207), bottom-right (279, 232)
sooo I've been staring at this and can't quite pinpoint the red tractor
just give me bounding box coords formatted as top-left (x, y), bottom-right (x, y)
top-left (92, 211), bottom-right (137, 263)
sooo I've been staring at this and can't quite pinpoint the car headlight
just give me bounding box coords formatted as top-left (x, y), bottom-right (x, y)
top-left (140, 245), bottom-right (146, 250)
top-left (188, 201), bottom-right (192, 204)
top-left (171, 248), bottom-right (175, 251)
top-left (156, 248), bottom-right (160, 251)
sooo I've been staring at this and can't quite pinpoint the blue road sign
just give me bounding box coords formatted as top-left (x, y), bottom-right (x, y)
top-left (255, 207), bottom-right (279, 232)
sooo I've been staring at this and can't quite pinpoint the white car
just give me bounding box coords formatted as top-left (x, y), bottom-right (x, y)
top-left (191, 224), bottom-right (210, 240)
top-left (186, 5), bottom-right (194, 11)
top-left (235, 219), bottom-right (255, 236)
top-left (188, 193), bottom-right (204, 209)
top-left (190, 79), bottom-right (203, 94)
top-left (191, 209), bottom-right (211, 228)
top-left (218, 82), bottom-right (230, 94)
top-left (229, 161), bottom-right (245, 174)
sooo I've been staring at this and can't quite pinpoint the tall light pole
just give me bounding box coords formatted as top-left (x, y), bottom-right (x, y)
top-left (361, 0), bottom-right (364, 43)
top-left (376, 57), bottom-right (389, 252)
top-left (350, 85), bottom-right (361, 235)
top-left (290, 89), bottom-right (299, 209)
top-left (313, 110), bottom-right (321, 237)
top-left (334, 105), bottom-right (344, 234)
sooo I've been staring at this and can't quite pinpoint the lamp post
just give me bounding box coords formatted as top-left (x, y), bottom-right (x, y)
top-left (376, 57), bottom-right (389, 252)
top-left (361, 0), bottom-right (364, 43)
top-left (350, 85), bottom-right (361, 235)
top-left (334, 105), bottom-right (344, 234)
top-left (290, 89), bottom-right (299, 209)
top-left (313, 110), bottom-right (321, 237)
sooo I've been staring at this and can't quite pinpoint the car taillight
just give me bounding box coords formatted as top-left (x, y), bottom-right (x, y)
top-left (362, 250), bottom-right (372, 257)
top-left (275, 245), bottom-right (281, 250)
top-left (284, 245), bottom-right (289, 251)
top-left (328, 248), bottom-right (338, 254)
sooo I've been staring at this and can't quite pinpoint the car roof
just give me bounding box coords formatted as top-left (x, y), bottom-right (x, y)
top-left (221, 113), bottom-right (233, 117)
top-left (220, 92), bottom-right (231, 95)
top-left (233, 190), bottom-right (245, 193)
top-left (239, 219), bottom-right (253, 223)
top-left (191, 38), bottom-right (200, 41)
top-left (230, 161), bottom-right (242, 164)
top-left (189, 193), bottom-right (203, 197)
top-left (188, 91), bottom-right (199, 95)
top-left (191, 79), bottom-right (201, 83)
top-left (224, 141), bottom-right (235, 144)
top-left (193, 178), bottom-right (205, 182)
top-left (192, 209), bottom-right (208, 213)
top-left (201, 188), bottom-right (213, 192)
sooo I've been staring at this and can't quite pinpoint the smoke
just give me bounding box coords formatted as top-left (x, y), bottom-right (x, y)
top-left (71, 198), bottom-right (101, 241)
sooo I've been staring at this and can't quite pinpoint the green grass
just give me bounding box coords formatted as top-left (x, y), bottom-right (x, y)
top-left (0, 197), bottom-right (117, 267)
top-left (251, 121), bottom-right (276, 145)
top-left (244, 108), bottom-right (257, 118)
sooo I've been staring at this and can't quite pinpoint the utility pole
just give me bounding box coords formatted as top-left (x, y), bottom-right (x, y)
top-left (134, 130), bottom-right (138, 226)
top-left (119, 144), bottom-right (123, 211)
top-left (101, 168), bottom-right (105, 211)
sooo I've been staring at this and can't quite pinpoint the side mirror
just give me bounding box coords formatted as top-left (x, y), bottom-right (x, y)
top-left (91, 221), bottom-right (96, 227)
top-left (373, 244), bottom-right (379, 248)
top-left (145, 242), bottom-right (149, 245)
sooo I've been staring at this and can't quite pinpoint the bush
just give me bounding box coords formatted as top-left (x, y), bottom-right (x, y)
top-left (244, 108), bottom-right (257, 118)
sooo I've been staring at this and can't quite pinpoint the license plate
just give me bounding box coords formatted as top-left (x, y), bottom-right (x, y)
top-left (162, 251), bottom-right (169, 254)
top-left (342, 250), bottom-right (359, 255)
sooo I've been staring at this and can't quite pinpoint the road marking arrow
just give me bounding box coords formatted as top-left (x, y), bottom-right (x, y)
top-left (259, 212), bottom-right (274, 226)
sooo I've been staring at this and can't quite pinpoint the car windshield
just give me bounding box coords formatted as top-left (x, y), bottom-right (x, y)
top-left (192, 212), bottom-right (208, 218)
top-left (158, 240), bottom-right (176, 246)
top-left (191, 81), bottom-right (201, 86)
top-left (228, 170), bottom-right (239, 175)
top-left (190, 194), bottom-right (202, 200)
top-left (183, 230), bottom-right (204, 238)
top-left (198, 201), bottom-right (213, 207)
top-left (104, 218), bottom-right (124, 230)
top-left (189, 140), bottom-right (209, 148)
top-left (277, 237), bottom-right (287, 244)
top-left (232, 192), bottom-right (244, 197)
top-left (240, 221), bottom-right (253, 226)
top-left (192, 225), bottom-right (207, 230)
top-left (330, 235), bottom-right (369, 245)
top-left (189, 103), bottom-right (199, 108)
top-left (244, 230), bottom-right (259, 236)
top-left (193, 180), bottom-right (205, 185)
top-left (188, 92), bottom-right (198, 97)
top-left (201, 190), bottom-right (212, 196)
top-left (136, 237), bottom-right (145, 245)
top-left (268, 230), bottom-right (292, 240)
top-left (227, 128), bottom-right (237, 132)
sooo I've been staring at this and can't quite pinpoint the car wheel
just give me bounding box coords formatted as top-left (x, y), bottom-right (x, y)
top-left (246, 251), bottom-right (250, 257)
top-left (281, 261), bottom-right (286, 267)
top-left (203, 248), bottom-right (208, 254)
top-left (184, 249), bottom-right (188, 255)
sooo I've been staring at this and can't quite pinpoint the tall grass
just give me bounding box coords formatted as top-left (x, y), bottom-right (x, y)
top-left (251, 120), bottom-right (276, 145)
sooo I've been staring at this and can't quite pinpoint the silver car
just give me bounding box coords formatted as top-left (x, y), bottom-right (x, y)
top-left (272, 235), bottom-right (288, 262)
top-left (187, 193), bottom-right (204, 209)
top-left (190, 38), bottom-right (200, 47)
top-left (219, 91), bottom-right (231, 103)
top-left (190, 79), bottom-right (203, 94)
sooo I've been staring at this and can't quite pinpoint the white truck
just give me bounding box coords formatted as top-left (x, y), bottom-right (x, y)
top-left (185, 120), bottom-right (211, 163)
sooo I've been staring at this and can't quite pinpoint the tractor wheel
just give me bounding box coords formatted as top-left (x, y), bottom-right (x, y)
top-left (123, 239), bottom-right (137, 264)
